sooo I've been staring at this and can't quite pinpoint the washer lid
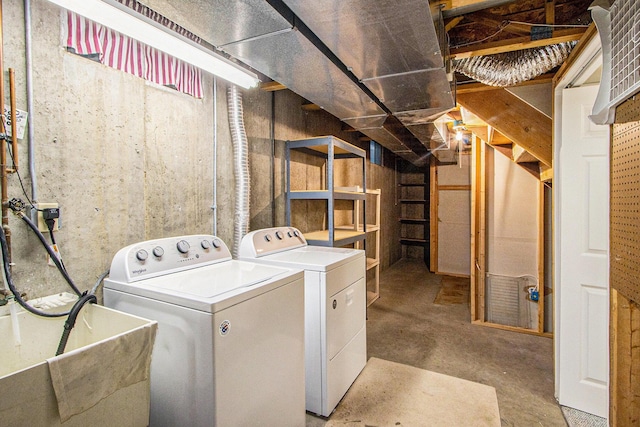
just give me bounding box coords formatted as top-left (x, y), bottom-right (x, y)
top-left (252, 245), bottom-right (364, 271)
top-left (105, 260), bottom-right (302, 312)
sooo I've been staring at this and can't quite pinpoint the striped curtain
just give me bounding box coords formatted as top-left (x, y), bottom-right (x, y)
top-left (65, 11), bottom-right (203, 98)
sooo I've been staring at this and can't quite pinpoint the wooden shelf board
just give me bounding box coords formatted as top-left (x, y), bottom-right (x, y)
top-left (289, 190), bottom-right (366, 200)
top-left (336, 224), bottom-right (380, 232)
top-left (367, 291), bottom-right (379, 307)
top-left (399, 199), bottom-right (427, 204)
top-left (399, 218), bottom-right (428, 224)
top-left (366, 258), bottom-right (380, 269)
top-left (304, 229), bottom-right (366, 247)
top-left (400, 238), bottom-right (428, 246)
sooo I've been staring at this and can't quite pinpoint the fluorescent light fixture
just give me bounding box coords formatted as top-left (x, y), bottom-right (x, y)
top-left (46, 0), bottom-right (260, 89)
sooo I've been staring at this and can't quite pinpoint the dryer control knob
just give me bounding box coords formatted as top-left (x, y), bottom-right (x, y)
top-left (264, 234), bottom-right (272, 242)
top-left (152, 246), bottom-right (164, 258)
top-left (136, 249), bottom-right (148, 261)
top-left (201, 240), bottom-right (211, 250)
top-left (293, 230), bottom-right (300, 237)
top-left (275, 231), bottom-right (284, 240)
top-left (176, 240), bottom-right (190, 254)
top-left (212, 238), bottom-right (222, 248)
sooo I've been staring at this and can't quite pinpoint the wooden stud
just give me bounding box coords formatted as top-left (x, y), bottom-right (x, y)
top-left (430, 155), bottom-right (438, 273)
top-left (537, 181), bottom-right (545, 334)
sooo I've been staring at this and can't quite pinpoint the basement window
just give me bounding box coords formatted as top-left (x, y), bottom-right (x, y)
top-left (370, 140), bottom-right (382, 166)
top-left (65, 11), bottom-right (203, 98)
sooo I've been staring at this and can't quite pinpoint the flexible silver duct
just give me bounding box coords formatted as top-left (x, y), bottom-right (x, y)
top-left (454, 42), bottom-right (576, 87)
top-left (227, 85), bottom-right (250, 258)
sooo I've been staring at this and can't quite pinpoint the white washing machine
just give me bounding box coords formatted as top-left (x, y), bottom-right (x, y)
top-left (239, 226), bottom-right (366, 417)
top-left (104, 235), bottom-right (305, 427)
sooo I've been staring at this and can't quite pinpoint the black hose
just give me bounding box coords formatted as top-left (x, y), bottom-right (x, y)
top-left (19, 212), bottom-right (81, 296)
top-left (0, 221), bottom-right (70, 317)
top-left (55, 291), bottom-right (97, 356)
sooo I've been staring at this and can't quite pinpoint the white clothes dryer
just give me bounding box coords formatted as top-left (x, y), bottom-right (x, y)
top-left (104, 235), bottom-right (305, 427)
top-left (239, 226), bottom-right (366, 417)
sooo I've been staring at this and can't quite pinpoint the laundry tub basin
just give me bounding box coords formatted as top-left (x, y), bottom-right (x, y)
top-left (0, 295), bottom-right (157, 426)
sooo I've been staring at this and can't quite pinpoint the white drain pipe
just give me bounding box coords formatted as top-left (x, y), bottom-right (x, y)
top-left (227, 85), bottom-right (250, 258)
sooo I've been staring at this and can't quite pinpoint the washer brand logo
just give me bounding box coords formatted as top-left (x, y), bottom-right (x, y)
top-left (219, 320), bottom-right (230, 336)
top-left (132, 268), bottom-right (147, 275)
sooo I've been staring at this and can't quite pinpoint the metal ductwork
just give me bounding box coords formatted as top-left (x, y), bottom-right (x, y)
top-left (278, 0), bottom-right (455, 163)
top-left (162, 0), bottom-right (456, 165)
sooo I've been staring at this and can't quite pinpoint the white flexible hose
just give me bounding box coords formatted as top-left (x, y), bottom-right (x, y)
top-left (227, 85), bottom-right (250, 258)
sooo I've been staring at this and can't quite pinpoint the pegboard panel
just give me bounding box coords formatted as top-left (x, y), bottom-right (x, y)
top-left (611, 112), bottom-right (640, 304)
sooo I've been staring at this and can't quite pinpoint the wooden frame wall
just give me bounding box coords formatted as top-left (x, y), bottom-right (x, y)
top-left (470, 137), bottom-right (549, 336)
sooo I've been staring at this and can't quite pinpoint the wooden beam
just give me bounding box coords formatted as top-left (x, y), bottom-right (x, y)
top-left (468, 12), bottom-right (531, 37)
top-left (301, 102), bottom-right (321, 111)
top-left (513, 144), bottom-right (540, 163)
top-left (456, 73), bottom-right (555, 94)
top-left (490, 131), bottom-right (512, 145)
top-left (452, 27), bottom-right (586, 59)
top-left (445, 16), bottom-right (464, 32)
top-left (553, 23), bottom-right (597, 87)
top-left (540, 164), bottom-right (553, 182)
top-left (458, 88), bottom-right (552, 165)
top-left (545, 0), bottom-right (556, 26)
top-left (260, 81), bottom-right (286, 91)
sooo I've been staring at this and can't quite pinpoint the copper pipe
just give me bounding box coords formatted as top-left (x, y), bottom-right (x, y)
top-left (0, 0), bottom-right (11, 263)
top-left (8, 68), bottom-right (17, 172)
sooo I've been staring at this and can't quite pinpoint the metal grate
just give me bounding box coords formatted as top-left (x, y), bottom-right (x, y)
top-left (486, 274), bottom-right (537, 329)
top-left (610, 0), bottom-right (640, 104)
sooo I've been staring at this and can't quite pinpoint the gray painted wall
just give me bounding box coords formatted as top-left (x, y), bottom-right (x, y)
top-left (2, 1), bottom-right (401, 301)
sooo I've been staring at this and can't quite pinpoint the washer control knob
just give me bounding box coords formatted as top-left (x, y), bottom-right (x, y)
top-left (275, 231), bottom-right (284, 240)
top-left (287, 230), bottom-right (293, 238)
top-left (264, 234), bottom-right (272, 242)
top-left (212, 238), bottom-right (222, 248)
top-left (152, 246), bottom-right (164, 258)
top-left (136, 249), bottom-right (149, 261)
top-left (201, 240), bottom-right (211, 250)
top-left (176, 240), bottom-right (190, 254)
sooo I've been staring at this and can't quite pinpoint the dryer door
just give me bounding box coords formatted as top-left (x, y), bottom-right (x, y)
top-left (326, 277), bottom-right (366, 359)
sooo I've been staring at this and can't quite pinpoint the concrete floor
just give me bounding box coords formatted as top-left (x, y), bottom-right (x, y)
top-left (307, 259), bottom-right (567, 426)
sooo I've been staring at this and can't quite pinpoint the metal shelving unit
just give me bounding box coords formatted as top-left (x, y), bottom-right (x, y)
top-left (286, 136), bottom-right (366, 247)
top-left (336, 186), bottom-right (381, 306)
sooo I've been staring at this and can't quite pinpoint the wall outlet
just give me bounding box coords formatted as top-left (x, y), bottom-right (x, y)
top-left (36, 202), bottom-right (60, 232)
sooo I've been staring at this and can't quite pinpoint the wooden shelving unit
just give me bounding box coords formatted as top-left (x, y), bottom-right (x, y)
top-left (285, 136), bottom-right (366, 248)
top-left (397, 161), bottom-right (430, 265)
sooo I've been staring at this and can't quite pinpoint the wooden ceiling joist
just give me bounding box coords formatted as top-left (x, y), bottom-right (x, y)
top-left (456, 72), bottom-right (555, 94)
top-left (457, 88), bottom-right (552, 166)
top-left (260, 81), bottom-right (286, 91)
top-left (451, 27), bottom-right (586, 59)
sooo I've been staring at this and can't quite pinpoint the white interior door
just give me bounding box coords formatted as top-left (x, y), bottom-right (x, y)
top-left (557, 84), bottom-right (609, 418)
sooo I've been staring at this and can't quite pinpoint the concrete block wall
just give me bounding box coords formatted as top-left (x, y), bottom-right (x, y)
top-left (2, 0), bottom-right (401, 301)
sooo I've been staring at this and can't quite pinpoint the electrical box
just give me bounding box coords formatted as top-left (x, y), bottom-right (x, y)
top-left (36, 202), bottom-right (60, 232)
